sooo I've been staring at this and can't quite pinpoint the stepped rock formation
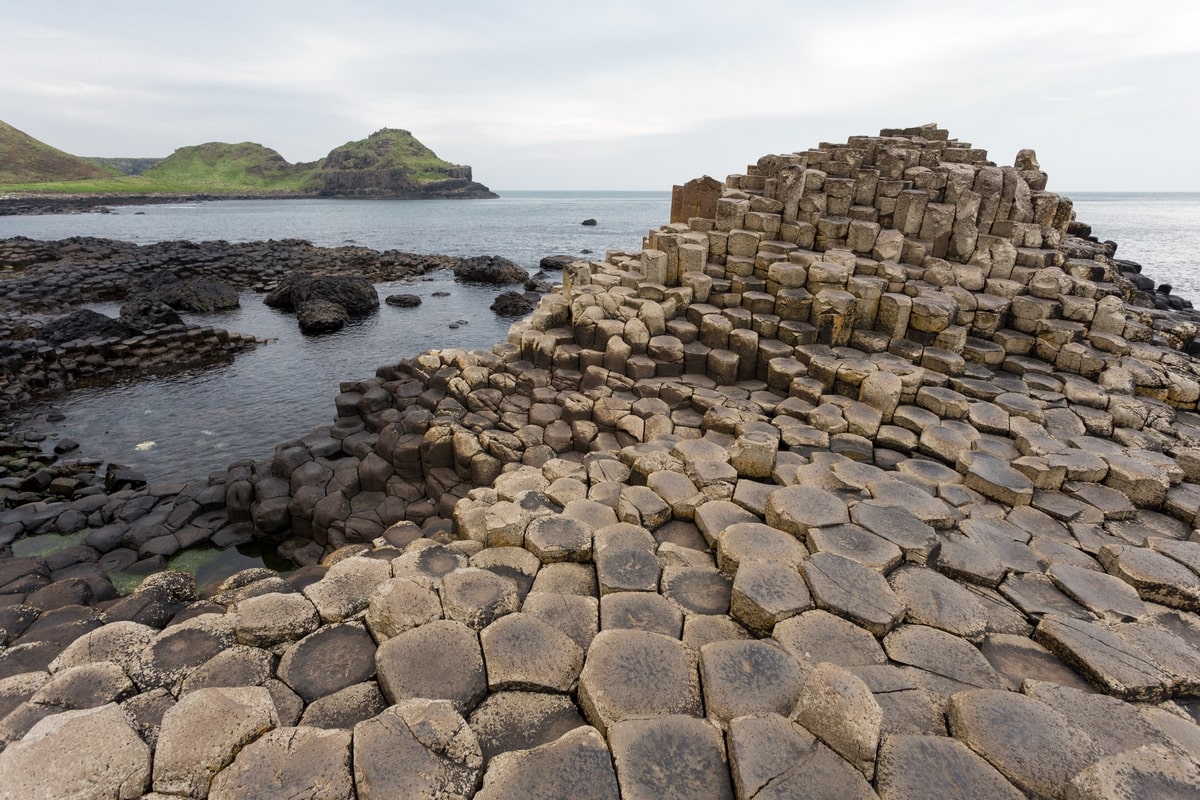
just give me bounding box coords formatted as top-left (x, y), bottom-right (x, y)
top-left (5, 125), bottom-right (1200, 797)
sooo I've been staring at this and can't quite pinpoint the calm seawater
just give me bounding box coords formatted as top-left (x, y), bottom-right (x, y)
top-left (2, 191), bottom-right (1197, 483)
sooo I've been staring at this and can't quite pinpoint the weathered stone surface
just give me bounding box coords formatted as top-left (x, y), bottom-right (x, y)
top-left (661, 565), bottom-right (732, 616)
top-left (441, 567), bottom-right (522, 630)
top-left (364, 577), bottom-right (443, 641)
top-left (521, 591), bottom-right (599, 651)
top-left (480, 613), bottom-right (584, 692)
top-left (30, 660), bottom-right (134, 710)
top-left (730, 559), bottom-right (813, 635)
top-left (851, 501), bottom-right (941, 564)
top-left (153, 686), bottom-right (279, 798)
top-left (475, 725), bottom-right (619, 800)
top-left (802, 552), bottom-right (906, 636)
top-left (609, 715), bottom-right (734, 800)
top-left (961, 451), bottom-right (1035, 506)
top-left (1034, 614), bottom-right (1176, 700)
top-left (375, 619), bottom-right (487, 715)
top-left (772, 608), bottom-right (887, 668)
top-left (600, 591), bottom-right (683, 638)
top-left (298, 681), bottom-right (388, 729)
top-left (525, 515), bottom-right (593, 563)
top-left (883, 624), bottom-right (1004, 689)
top-left (353, 699), bottom-right (483, 800)
top-left (302, 556), bottom-right (392, 623)
top-left (947, 688), bottom-right (1099, 798)
top-left (764, 485), bottom-right (850, 539)
top-left (875, 734), bottom-right (1024, 800)
top-left (979, 633), bottom-right (1095, 692)
top-left (0, 703), bottom-right (151, 800)
top-left (1048, 563), bottom-right (1148, 620)
top-left (699, 639), bottom-right (804, 728)
top-left (209, 726), bottom-right (353, 800)
top-left (726, 712), bottom-right (878, 800)
top-left (808, 523), bottom-right (903, 572)
top-left (1066, 743), bottom-right (1200, 800)
top-left (277, 622), bottom-right (376, 703)
top-left (577, 629), bottom-right (702, 734)
top-left (235, 591), bottom-right (320, 647)
top-left (49, 620), bottom-right (156, 674)
top-left (793, 661), bottom-right (883, 779)
top-left (467, 691), bottom-right (588, 764)
top-left (1097, 544), bottom-right (1200, 611)
top-left (888, 564), bottom-right (988, 640)
top-left (716, 522), bottom-right (807, 575)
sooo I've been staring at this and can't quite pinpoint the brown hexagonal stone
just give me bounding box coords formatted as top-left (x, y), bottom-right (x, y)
top-left (277, 623), bottom-right (377, 704)
top-left (577, 629), bottom-right (701, 735)
top-left (475, 725), bottom-right (618, 800)
top-left (801, 553), bottom-right (906, 636)
top-left (875, 734), bottom-right (1024, 800)
top-left (609, 715), bottom-right (733, 800)
top-left (374, 619), bottom-right (487, 715)
top-left (727, 712), bottom-right (877, 800)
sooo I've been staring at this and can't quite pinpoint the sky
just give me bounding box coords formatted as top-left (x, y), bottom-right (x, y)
top-left (2, 0), bottom-right (1198, 191)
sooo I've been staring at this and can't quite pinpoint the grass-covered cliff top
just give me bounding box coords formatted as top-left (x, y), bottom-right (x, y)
top-left (0, 120), bottom-right (116, 185)
top-left (0, 125), bottom-right (489, 197)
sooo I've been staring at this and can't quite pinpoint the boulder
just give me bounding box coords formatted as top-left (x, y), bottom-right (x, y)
top-left (538, 254), bottom-right (576, 270)
top-left (148, 275), bottom-right (240, 312)
top-left (297, 299), bottom-right (350, 334)
top-left (385, 293), bottom-right (422, 307)
top-left (490, 291), bottom-right (537, 316)
top-left (40, 309), bottom-right (138, 344)
top-left (118, 297), bottom-right (185, 330)
top-left (454, 255), bottom-right (528, 284)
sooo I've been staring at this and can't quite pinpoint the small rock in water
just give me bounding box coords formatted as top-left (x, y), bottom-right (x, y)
top-left (53, 438), bottom-right (79, 454)
top-left (580, 248), bottom-right (593, 254)
top-left (46, 411), bottom-right (66, 422)
top-left (581, 218), bottom-right (597, 226)
top-left (432, 291), bottom-right (451, 297)
top-left (385, 294), bottom-right (422, 308)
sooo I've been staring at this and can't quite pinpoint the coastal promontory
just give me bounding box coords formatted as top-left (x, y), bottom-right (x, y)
top-left (0, 123), bottom-right (495, 205)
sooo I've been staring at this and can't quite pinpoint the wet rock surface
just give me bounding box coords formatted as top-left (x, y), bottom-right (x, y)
top-left (3, 124), bottom-right (1200, 796)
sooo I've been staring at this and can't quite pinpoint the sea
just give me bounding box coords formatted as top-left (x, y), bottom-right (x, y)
top-left (0, 191), bottom-right (1197, 486)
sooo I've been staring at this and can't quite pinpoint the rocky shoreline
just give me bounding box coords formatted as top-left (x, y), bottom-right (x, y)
top-left (3, 124), bottom-right (1200, 797)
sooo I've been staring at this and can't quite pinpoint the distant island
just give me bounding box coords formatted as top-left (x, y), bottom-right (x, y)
top-left (0, 120), bottom-right (496, 201)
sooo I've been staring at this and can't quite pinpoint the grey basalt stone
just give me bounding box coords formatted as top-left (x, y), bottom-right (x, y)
top-left (29, 660), bottom-right (134, 710)
top-left (609, 714), bottom-right (734, 800)
top-left (374, 619), bottom-right (487, 715)
top-left (480, 612), bottom-right (584, 693)
top-left (208, 726), bottom-right (353, 800)
top-left (875, 734), bottom-right (1024, 800)
top-left (235, 591), bottom-right (321, 647)
top-left (353, 699), bottom-right (482, 800)
top-left (301, 555), bottom-right (393, 623)
top-left (772, 608), bottom-right (887, 669)
top-left (946, 688), bottom-right (1099, 799)
top-left (298, 681), bottom-right (388, 729)
top-left (801, 552), bottom-right (906, 636)
top-left (276, 622), bottom-right (377, 704)
top-left (475, 725), bottom-right (619, 800)
top-left (577, 629), bottom-right (702, 735)
top-left (0, 703), bottom-right (151, 800)
top-left (792, 661), bottom-right (884, 780)
top-left (727, 712), bottom-right (878, 800)
top-left (153, 686), bottom-right (279, 798)
top-left (440, 567), bottom-right (522, 630)
top-left (883, 624), bottom-right (1004, 690)
top-left (600, 591), bottom-right (683, 638)
top-left (699, 639), bottom-right (804, 728)
top-left (468, 690), bottom-right (588, 764)
top-left (887, 564), bottom-right (989, 641)
top-left (364, 577), bottom-right (443, 641)
top-left (730, 558), bottom-right (814, 635)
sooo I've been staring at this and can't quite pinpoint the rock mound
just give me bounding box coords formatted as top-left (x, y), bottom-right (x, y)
top-left (454, 256), bottom-right (528, 285)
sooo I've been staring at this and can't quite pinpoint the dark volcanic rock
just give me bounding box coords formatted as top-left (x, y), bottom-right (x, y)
top-left (297, 300), bottom-right (350, 335)
top-left (454, 256), bottom-right (528, 285)
top-left (490, 292), bottom-right (536, 317)
top-left (148, 275), bottom-right (240, 312)
top-left (539, 255), bottom-right (576, 270)
top-left (581, 218), bottom-right (598, 226)
top-left (294, 276), bottom-right (379, 316)
top-left (119, 297), bottom-right (185, 331)
top-left (385, 294), bottom-right (422, 308)
top-left (40, 309), bottom-right (138, 344)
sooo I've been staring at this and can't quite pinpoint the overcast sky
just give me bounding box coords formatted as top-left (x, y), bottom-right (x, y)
top-left (3, 1), bottom-right (1197, 191)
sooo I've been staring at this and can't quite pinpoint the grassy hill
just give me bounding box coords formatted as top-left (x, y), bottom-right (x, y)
top-left (0, 123), bottom-right (493, 198)
top-left (0, 120), bottom-right (116, 184)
